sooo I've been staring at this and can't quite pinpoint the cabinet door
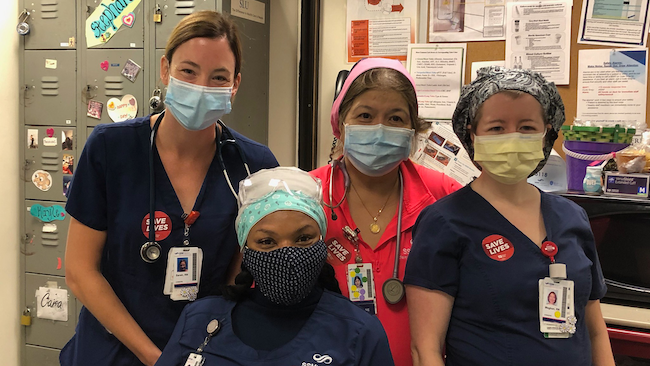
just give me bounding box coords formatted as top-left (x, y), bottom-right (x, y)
top-left (24, 50), bottom-right (76, 126)
top-left (84, 0), bottom-right (144, 49)
top-left (24, 127), bottom-right (77, 201)
top-left (155, 0), bottom-right (217, 49)
top-left (221, 0), bottom-right (270, 145)
top-left (24, 345), bottom-right (61, 366)
top-left (85, 49), bottom-right (144, 126)
top-left (24, 274), bottom-right (77, 349)
top-left (24, 200), bottom-right (71, 276)
top-left (23, 0), bottom-right (77, 50)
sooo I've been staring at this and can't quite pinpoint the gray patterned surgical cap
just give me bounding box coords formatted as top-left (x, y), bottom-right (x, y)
top-left (452, 66), bottom-right (565, 175)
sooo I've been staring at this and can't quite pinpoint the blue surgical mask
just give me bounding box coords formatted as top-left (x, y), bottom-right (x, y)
top-left (164, 76), bottom-right (232, 131)
top-left (343, 124), bottom-right (414, 177)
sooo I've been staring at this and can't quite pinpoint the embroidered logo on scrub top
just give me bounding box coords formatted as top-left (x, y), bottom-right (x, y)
top-left (305, 354), bottom-right (333, 365)
top-left (141, 211), bottom-right (172, 241)
top-left (326, 238), bottom-right (352, 265)
top-left (481, 234), bottom-right (514, 261)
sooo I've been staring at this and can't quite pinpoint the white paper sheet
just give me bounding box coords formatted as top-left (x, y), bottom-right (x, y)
top-left (470, 60), bottom-right (506, 81)
top-left (428, 0), bottom-right (509, 42)
top-left (406, 43), bottom-right (467, 120)
top-left (35, 287), bottom-right (68, 322)
top-left (412, 121), bottom-right (481, 185)
top-left (505, 1), bottom-right (571, 85)
top-left (347, 0), bottom-right (419, 62)
top-left (577, 48), bottom-right (648, 128)
top-left (578, 0), bottom-right (650, 47)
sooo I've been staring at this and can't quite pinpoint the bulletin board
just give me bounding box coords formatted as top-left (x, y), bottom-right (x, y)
top-left (435, 0), bottom-right (649, 157)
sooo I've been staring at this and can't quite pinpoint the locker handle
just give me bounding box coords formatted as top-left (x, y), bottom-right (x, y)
top-left (83, 85), bottom-right (97, 103)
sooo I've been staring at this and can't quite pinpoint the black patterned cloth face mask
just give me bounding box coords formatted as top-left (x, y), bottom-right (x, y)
top-left (243, 240), bottom-right (328, 306)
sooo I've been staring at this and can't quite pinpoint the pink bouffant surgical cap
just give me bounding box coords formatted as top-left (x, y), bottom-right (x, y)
top-left (330, 58), bottom-right (417, 138)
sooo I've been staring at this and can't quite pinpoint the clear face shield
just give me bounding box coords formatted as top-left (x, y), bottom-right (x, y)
top-left (235, 167), bottom-right (326, 248)
top-left (237, 167), bottom-right (323, 209)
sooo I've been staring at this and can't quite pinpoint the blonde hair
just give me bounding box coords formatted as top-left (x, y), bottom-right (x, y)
top-left (165, 10), bottom-right (242, 76)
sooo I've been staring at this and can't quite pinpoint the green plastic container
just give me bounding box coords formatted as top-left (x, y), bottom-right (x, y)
top-left (561, 124), bottom-right (636, 143)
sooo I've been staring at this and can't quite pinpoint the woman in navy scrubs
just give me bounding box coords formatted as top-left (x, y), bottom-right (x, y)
top-left (155, 167), bottom-right (394, 366)
top-left (61, 11), bottom-right (278, 366)
top-left (404, 67), bottom-right (615, 366)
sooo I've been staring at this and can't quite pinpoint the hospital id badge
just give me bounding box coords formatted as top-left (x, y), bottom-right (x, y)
top-left (164, 247), bottom-right (203, 301)
top-left (347, 263), bottom-right (376, 301)
top-left (347, 263), bottom-right (377, 314)
top-left (538, 277), bottom-right (575, 337)
top-left (183, 353), bottom-right (205, 366)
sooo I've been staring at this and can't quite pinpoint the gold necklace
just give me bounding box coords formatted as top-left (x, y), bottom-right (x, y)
top-left (351, 179), bottom-right (397, 234)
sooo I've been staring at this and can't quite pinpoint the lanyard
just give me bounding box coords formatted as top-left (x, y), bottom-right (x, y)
top-left (143, 114), bottom-right (248, 263)
top-left (339, 162), bottom-right (406, 304)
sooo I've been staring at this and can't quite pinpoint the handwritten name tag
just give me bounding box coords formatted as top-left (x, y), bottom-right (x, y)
top-left (35, 287), bottom-right (68, 321)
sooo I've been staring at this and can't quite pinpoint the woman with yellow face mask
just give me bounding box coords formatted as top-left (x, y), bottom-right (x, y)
top-left (403, 67), bottom-right (615, 366)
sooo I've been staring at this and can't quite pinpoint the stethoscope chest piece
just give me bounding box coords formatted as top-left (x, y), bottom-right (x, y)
top-left (382, 277), bottom-right (405, 305)
top-left (140, 241), bottom-right (162, 263)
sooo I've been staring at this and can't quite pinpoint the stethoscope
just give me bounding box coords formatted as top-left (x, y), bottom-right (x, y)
top-left (140, 112), bottom-right (251, 263)
top-left (326, 159), bottom-right (406, 304)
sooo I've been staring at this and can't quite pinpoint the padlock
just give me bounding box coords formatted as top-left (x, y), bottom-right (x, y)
top-left (154, 5), bottom-right (162, 23)
top-left (16, 10), bottom-right (31, 35)
top-left (21, 308), bottom-right (31, 326)
top-left (149, 88), bottom-right (162, 111)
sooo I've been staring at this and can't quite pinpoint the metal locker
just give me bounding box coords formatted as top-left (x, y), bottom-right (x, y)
top-left (24, 50), bottom-right (76, 127)
top-left (84, 0), bottom-right (144, 49)
top-left (221, 0), bottom-right (270, 144)
top-left (24, 345), bottom-right (60, 366)
top-left (152, 48), bottom-right (167, 107)
top-left (24, 274), bottom-right (77, 349)
top-left (24, 126), bottom-right (77, 201)
top-left (85, 49), bottom-right (144, 126)
top-left (155, 0), bottom-right (217, 49)
top-left (24, 200), bottom-right (71, 276)
top-left (22, 0), bottom-right (77, 50)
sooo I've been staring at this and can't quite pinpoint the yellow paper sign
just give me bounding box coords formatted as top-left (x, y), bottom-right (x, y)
top-left (85, 0), bottom-right (141, 48)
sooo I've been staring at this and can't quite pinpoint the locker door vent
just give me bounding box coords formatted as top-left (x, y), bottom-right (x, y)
top-left (40, 1), bottom-right (59, 19)
top-left (104, 76), bottom-right (124, 97)
top-left (40, 76), bottom-right (59, 97)
top-left (41, 152), bottom-right (59, 172)
top-left (41, 232), bottom-right (60, 247)
top-left (175, 1), bottom-right (196, 15)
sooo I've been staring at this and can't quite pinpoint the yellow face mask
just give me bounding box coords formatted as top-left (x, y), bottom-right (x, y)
top-left (473, 132), bottom-right (545, 185)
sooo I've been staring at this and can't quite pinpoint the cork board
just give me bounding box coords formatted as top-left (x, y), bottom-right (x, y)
top-left (459, 0), bottom-right (649, 157)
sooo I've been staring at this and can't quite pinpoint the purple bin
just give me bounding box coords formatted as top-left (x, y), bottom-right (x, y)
top-left (564, 141), bottom-right (629, 191)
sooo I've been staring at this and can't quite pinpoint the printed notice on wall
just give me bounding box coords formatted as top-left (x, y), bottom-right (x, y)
top-left (231, 0), bottom-right (266, 24)
top-left (35, 287), bottom-right (68, 322)
top-left (347, 0), bottom-right (418, 62)
top-left (577, 48), bottom-right (648, 128)
top-left (406, 43), bottom-right (466, 120)
top-left (505, 1), bottom-right (571, 85)
top-left (412, 121), bottom-right (481, 185)
top-left (428, 0), bottom-right (509, 42)
top-left (578, 0), bottom-right (650, 47)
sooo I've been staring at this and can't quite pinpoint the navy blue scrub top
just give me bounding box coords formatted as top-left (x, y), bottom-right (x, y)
top-left (60, 115), bottom-right (279, 366)
top-left (404, 185), bottom-right (607, 366)
top-left (155, 290), bottom-right (395, 366)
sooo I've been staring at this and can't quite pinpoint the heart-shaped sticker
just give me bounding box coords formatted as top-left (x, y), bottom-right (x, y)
top-left (122, 12), bottom-right (135, 28)
top-left (100, 60), bottom-right (109, 71)
top-left (106, 94), bottom-right (138, 122)
top-left (46, 128), bottom-right (54, 137)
